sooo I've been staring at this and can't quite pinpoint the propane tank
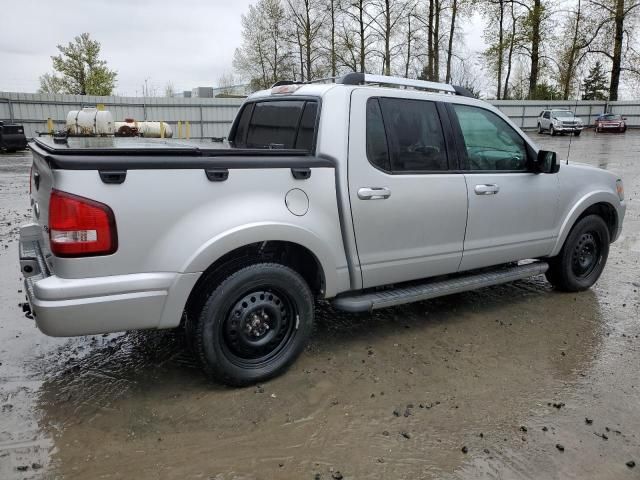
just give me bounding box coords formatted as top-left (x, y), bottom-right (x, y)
top-left (136, 121), bottom-right (173, 138)
top-left (114, 118), bottom-right (140, 137)
top-left (66, 107), bottom-right (114, 136)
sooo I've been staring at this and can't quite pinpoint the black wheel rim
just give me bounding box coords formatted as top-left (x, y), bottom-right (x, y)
top-left (571, 232), bottom-right (600, 278)
top-left (220, 288), bottom-right (297, 368)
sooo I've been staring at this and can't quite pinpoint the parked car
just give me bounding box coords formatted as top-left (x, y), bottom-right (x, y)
top-left (19, 73), bottom-right (626, 386)
top-left (595, 113), bottom-right (627, 133)
top-left (537, 109), bottom-right (584, 136)
top-left (0, 121), bottom-right (28, 152)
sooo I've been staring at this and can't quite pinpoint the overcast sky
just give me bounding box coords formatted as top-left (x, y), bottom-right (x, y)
top-left (0, 0), bottom-right (485, 96)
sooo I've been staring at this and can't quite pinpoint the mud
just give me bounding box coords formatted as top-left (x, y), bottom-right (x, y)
top-left (1, 131), bottom-right (639, 479)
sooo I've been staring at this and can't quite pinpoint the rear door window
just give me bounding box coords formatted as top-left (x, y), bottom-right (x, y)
top-left (232, 100), bottom-right (318, 151)
top-left (376, 97), bottom-right (449, 172)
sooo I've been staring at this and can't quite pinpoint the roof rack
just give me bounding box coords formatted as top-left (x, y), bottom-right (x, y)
top-left (338, 72), bottom-right (475, 97)
top-left (271, 73), bottom-right (476, 98)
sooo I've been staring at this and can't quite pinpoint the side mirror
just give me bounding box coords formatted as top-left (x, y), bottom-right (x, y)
top-left (532, 150), bottom-right (559, 174)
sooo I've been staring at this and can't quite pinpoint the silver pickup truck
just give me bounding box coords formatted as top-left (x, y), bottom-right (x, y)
top-left (19, 74), bottom-right (626, 386)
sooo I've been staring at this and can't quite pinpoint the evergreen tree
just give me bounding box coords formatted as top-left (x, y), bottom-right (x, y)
top-left (581, 61), bottom-right (608, 100)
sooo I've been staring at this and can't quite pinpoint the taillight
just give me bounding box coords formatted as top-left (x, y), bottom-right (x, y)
top-left (49, 190), bottom-right (117, 257)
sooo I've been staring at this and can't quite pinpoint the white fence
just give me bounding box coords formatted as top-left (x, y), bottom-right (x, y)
top-left (0, 92), bottom-right (244, 139)
top-left (1, 92), bottom-right (638, 140)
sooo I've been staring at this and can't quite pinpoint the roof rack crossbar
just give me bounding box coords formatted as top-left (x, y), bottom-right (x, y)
top-left (304, 76), bottom-right (341, 84)
top-left (337, 72), bottom-right (475, 97)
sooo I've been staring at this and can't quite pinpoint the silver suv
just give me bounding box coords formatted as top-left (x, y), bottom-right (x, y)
top-left (537, 109), bottom-right (584, 136)
top-left (19, 73), bottom-right (625, 385)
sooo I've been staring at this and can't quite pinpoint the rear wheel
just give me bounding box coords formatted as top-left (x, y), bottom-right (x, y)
top-left (537, 123), bottom-right (543, 134)
top-left (545, 215), bottom-right (610, 292)
top-left (193, 263), bottom-right (314, 386)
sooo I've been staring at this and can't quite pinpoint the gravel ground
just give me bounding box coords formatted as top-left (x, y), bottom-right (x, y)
top-left (0, 130), bottom-right (638, 479)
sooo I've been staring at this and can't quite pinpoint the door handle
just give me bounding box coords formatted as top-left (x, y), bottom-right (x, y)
top-left (358, 187), bottom-right (391, 200)
top-left (474, 184), bottom-right (500, 195)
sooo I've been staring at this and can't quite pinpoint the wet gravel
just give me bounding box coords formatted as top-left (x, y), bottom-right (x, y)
top-left (1, 130), bottom-right (639, 479)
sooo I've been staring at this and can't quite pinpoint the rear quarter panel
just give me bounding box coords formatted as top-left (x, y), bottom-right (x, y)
top-left (49, 166), bottom-right (350, 297)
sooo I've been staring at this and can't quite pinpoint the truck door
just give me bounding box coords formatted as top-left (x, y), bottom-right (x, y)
top-left (446, 103), bottom-right (559, 271)
top-left (347, 89), bottom-right (469, 288)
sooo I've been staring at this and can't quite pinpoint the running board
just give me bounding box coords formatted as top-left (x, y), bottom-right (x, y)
top-left (332, 262), bottom-right (549, 313)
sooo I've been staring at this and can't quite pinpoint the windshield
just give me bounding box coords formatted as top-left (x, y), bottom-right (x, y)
top-left (601, 114), bottom-right (621, 120)
top-left (552, 110), bottom-right (574, 117)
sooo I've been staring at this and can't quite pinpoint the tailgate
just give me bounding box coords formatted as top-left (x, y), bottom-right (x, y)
top-left (23, 144), bottom-right (55, 269)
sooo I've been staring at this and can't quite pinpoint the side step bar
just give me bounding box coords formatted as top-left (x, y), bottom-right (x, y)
top-left (332, 262), bottom-right (549, 313)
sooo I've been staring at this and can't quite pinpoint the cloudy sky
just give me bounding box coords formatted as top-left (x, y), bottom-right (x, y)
top-left (0, 0), bottom-right (256, 95)
top-left (0, 0), bottom-right (485, 96)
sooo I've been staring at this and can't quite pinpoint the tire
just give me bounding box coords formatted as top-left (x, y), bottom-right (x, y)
top-left (545, 215), bottom-right (610, 292)
top-left (537, 123), bottom-right (543, 134)
top-left (550, 125), bottom-right (556, 136)
top-left (574, 130), bottom-right (581, 136)
top-left (193, 263), bottom-right (314, 386)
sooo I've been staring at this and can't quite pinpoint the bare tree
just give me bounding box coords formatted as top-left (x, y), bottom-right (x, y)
top-left (233, 0), bottom-right (293, 90)
top-left (367, 0), bottom-right (411, 75)
top-left (287, 0), bottom-right (326, 80)
top-left (164, 81), bottom-right (175, 98)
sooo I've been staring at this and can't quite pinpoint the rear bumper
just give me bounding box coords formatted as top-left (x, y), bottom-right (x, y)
top-left (19, 224), bottom-right (199, 336)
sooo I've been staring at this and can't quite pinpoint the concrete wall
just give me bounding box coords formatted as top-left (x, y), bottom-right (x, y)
top-left (1, 91), bottom-right (638, 139)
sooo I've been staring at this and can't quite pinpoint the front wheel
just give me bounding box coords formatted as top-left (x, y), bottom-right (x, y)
top-left (550, 125), bottom-right (556, 136)
top-left (545, 215), bottom-right (610, 292)
top-left (193, 263), bottom-right (314, 386)
top-left (574, 130), bottom-right (581, 136)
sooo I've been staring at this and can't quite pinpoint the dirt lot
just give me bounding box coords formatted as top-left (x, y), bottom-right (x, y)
top-left (0, 130), bottom-right (639, 480)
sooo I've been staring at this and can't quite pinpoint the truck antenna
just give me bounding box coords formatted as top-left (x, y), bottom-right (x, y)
top-left (566, 93), bottom-right (580, 165)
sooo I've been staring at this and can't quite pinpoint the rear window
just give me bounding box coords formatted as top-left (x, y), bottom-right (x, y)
top-left (232, 100), bottom-right (318, 151)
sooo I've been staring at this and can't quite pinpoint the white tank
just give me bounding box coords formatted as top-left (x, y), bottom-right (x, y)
top-left (66, 107), bottom-right (114, 136)
top-left (136, 121), bottom-right (173, 138)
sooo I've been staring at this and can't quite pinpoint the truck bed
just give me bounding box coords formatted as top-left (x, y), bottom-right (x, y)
top-left (31, 137), bottom-right (334, 170)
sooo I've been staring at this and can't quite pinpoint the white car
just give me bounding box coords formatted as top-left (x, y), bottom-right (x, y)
top-left (537, 109), bottom-right (584, 136)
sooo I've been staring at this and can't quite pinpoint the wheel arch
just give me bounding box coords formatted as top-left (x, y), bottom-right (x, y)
top-left (182, 240), bottom-right (326, 328)
top-left (550, 193), bottom-right (620, 257)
